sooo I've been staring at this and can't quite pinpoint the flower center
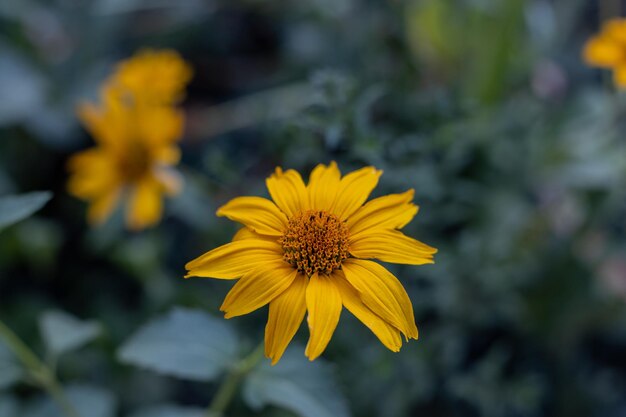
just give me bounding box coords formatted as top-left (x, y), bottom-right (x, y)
top-left (279, 210), bottom-right (350, 276)
top-left (117, 140), bottom-right (152, 181)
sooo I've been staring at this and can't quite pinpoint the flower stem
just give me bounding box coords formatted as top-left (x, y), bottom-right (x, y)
top-left (0, 319), bottom-right (81, 417)
top-left (205, 342), bottom-right (265, 417)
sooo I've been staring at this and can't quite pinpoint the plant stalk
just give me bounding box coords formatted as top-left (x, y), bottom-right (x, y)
top-left (205, 342), bottom-right (265, 417)
top-left (0, 319), bottom-right (81, 417)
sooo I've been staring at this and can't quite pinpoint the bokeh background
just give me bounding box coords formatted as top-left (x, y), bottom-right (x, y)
top-left (2, 0), bottom-right (626, 416)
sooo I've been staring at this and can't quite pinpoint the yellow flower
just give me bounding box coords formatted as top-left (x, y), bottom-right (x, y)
top-left (583, 19), bottom-right (626, 87)
top-left (185, 162), bottom-right (437, 364)
top-left (68, 50), bottom-right (191, 230)
top-left (106, 49), bottom-right (193, 106)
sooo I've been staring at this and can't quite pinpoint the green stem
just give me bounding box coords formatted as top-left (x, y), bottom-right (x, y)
top-left (0, 320), bottom-right (42, 371)
top-left (205, 342), bottom-right (265, 417)
top-left (41, 376), bottom-right (81, 417)
top-left (0, 320), bottom-right (81, 417)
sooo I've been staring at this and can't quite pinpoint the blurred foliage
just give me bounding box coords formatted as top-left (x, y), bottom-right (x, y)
top-left (2, 0), bottom-right (626, 416)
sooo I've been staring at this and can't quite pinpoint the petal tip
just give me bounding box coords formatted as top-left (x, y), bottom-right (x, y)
top-left (389, 345), bottom-right (401, 353)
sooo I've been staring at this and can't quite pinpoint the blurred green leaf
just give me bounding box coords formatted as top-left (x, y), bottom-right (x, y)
top-left (405, 0), bottom-right (462, 71)
top-left (0, 342), bottom-right (22, 390)
top-left (39, 310), bottom-right (102, 357)
top-left (0, 47), bottom-right (47, 127)
top-left (0, 192), bottom-right (52, 232)
top-left (243, 348), bottom-right (351, 417)
top-left (118, 307), bottom-right (238, 381)
top-left (23, 385), bottom-right (116, 417)
top-left (0, 395), bottom-right (19, 417)
top-left (449, 347), bottom-right (545, 417)
top-left (127, 404), bottom-right (205, 417)
top-left (93, 0), bottom-right (208, 16)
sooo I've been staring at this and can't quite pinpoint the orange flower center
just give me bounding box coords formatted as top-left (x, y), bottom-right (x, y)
top-left (117, 140), bottom-right (152, 181)
top-left (279, 210), bottom-right (350, 276)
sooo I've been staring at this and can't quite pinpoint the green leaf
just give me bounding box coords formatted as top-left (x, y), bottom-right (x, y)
top-left (0, 395), bottom-right (20, 417)
top-left (0, 192), bottom-right (52, 231)
top-left (0, 341), bottom-right (22, 390)
top-left (23, 385), bottom-right (116, 417)
top-left (118, 307), bottom-right (238, 381)
top-left (127, 404), bottom-right (205, 417)
top-left (39, 310), bottom-right (102, 357)
top-left (0, 49), bottom-right (46, 126)
top-left (243, 347), bottom-right (351, 417)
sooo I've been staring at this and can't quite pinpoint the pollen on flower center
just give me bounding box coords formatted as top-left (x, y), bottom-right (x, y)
top-left (279, 209), bottom-right (350, 276)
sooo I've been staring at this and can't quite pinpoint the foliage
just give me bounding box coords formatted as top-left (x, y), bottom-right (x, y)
top-left (1, 0), bottom-right (626, 417)
top-left (0, 192), bottom-right (51, 231)
top-left (118, 308), bottom-right (238, 382)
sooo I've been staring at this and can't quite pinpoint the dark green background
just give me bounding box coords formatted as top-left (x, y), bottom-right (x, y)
top-left (1, 0), bottom-right (626, 416)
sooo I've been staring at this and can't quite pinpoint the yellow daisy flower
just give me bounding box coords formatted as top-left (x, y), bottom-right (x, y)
top-left (68, 85), bottom-right (185, 230)
top-left (185, 162), bottom-right (437, 364)
top-left (106, 49), bottom-right (193, 106)
top-left (583, 18), bottom-right (626, 87)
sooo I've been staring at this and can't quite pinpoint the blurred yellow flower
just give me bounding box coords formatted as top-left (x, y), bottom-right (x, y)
top-left (107, 49), bottom-right (193, 106)
top-left (68, 50), bottom-right (191, 230)
top-left (186, 162), bottom-right (437, 364)
top-left (583, 19), bottom-right (626, 87)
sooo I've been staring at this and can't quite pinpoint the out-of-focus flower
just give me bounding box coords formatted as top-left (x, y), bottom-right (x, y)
top-left (67, 50), bottom-right (191, 230)
top-left (186, 162), bottom-right (437, 364)
top-left (583, 19), bottom-right (626, 88)
top-left (107, 49), bottom-right (193, 106)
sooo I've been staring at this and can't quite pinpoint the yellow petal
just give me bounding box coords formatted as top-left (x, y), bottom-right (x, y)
top-left (153, 146), bottom-right (181, 165)
top-left (605, 19), bottom-right (626, 43)
top-left (217, 196), bottom-right (288, 236)
top-left (233, 226), bottom-right (282, 244)
top-left (330, 166), bottom-right (382, 220)
top-left (307, 162), bottom-right (341, 211)
top-left (185, 239), bottom-right (282, 279)
top-left (232, 227), bottom-right (278, 243)
top-left (341, 259), bottom-right (418, 340)
top-left (77, 100), bottom-right (128, 154)
top-left (350, 229), bottom-right (437, 265)
top-left (67, 149), bottom-right (119, 198)
top-left (304, 273), bottom-right (342, 361)
top-left (265, 273), bottom-right (308, 365)
top-left (137, 106), bottom-right (184, 146)
top-left (220, 261), bottom-right (298, 318)
top-left (614, 65), bottom-right (626, 88)
top-left (126, 177), bottom-right (163, 230)
top-left (232, 227), bottom-right (257, 241)
top-left (333, 270), bottom-right (402, 352)
top-left (111, 49), bottom-right (192, 105)
top-left (266, 167), bottom-right (308, 217)
top-left (87, 188), bottom-right (121, 225)
top-left (583, 36), bottom-right (624, 68)
top-left (347, 190), bottom-right (418, 236)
